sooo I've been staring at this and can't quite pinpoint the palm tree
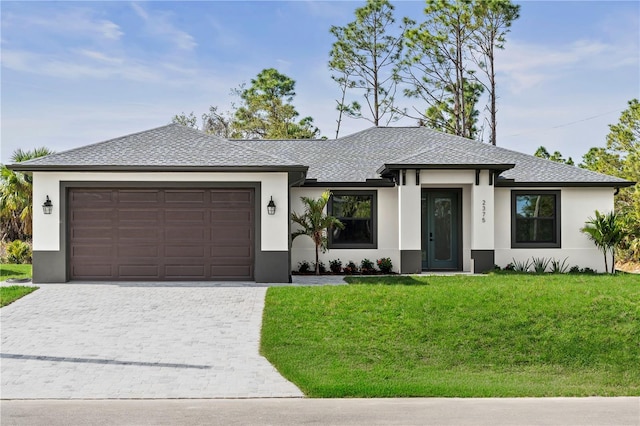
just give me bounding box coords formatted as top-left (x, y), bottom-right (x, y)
top-left (291, 191), bottom-right (344, 275)
top-left (0, 147), bottom-right (54, 240)
top-left (581, 210), bottom-right (624, 273)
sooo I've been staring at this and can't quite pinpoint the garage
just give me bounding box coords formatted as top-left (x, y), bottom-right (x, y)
top-left (68, 187), bottom-right (254, 281)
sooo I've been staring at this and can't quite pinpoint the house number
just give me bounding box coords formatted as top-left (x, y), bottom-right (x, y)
top-left (481, 200), bottom-right (486, 223)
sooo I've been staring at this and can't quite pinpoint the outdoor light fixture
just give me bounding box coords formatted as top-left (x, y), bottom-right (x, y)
top-left (42, 196), bottom-right (53, 215)
top-left (267, 196), bottom-right (276, 215)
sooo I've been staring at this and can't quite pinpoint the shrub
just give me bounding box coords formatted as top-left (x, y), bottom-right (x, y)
top-left (329, 259), bottom-right (342, 274)
top-left (531, 257), bottom-right (551, 274)
top-left (550, 257), bottom-right (569, 274)
top-left (360, 258), bottom-right (375, 274)
top-left (581, 267), bottom-right (597, 274)
top-left (344, 261), bottom-right (358, 275)
top-left (377, 257), bottom-right (393, 274)
top-left (504, 263), bottom-right (515, 271)
top-left (569, 266), bottom-right (581, 274)
top-left (298, 261), bottom-right (311, 273)
top-left (5, 240), bottom-right (32, 264)
top-left (315, 261), bottom-right (327, 274)
top-left (511, 258), bottom-right (532, 273)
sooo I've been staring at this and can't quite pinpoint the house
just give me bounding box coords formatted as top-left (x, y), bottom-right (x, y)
top-left (9, 124), bottom-right (633, 283)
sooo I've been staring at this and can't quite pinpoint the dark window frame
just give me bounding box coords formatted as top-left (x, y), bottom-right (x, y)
top-left (511, 190), bottom-right (561, 248)
top-left (328, 190), bottom-right (378, 249)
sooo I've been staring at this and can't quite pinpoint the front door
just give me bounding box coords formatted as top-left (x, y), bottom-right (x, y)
top-left (421, 190), bottom-right (461, 270)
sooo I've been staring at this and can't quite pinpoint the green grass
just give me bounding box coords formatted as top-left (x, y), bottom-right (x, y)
top-left (261, 274), bottom-right (640, 397)
top-left (0, 285), bottom-right (38, 307)
top-left (0, 264), bottom-right (32, 280)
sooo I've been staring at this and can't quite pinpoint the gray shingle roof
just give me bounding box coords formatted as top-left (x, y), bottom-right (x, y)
top-left (10, 124), bottom-right (632, 187)
top-left (11, 124), bottom-right (304, 170)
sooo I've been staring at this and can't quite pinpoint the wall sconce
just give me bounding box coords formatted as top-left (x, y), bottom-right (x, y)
top-left (42, 196), bottom-right (53, 215)
top-left (267, 196), bottom-right (276, 215)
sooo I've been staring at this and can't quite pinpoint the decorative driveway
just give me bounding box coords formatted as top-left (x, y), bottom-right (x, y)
top-left (0, 283), bottom-right (303, 399)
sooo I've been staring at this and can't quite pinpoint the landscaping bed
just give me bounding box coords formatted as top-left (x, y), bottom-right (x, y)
top-left (261, 274), bottom-right (640, 397)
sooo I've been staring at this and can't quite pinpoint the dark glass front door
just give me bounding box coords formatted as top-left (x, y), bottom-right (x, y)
top-left (421, 190), bottom-right (460, 270)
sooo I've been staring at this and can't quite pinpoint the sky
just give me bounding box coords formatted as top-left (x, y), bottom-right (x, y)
top-left (1, 0), bottom-right (639, 164)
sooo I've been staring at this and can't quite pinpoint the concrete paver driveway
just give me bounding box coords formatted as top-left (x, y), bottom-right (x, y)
top-left (1, 283), bottom-right (303, 399)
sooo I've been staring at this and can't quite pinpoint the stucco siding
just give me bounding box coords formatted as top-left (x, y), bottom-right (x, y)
top-left (494, 187), bottom-right (615, 272)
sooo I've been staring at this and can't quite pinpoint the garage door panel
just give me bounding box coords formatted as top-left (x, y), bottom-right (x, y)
top-left (71, 245), bottom-right (113, 258)
top-left (165, 265), bottom-right (205, 278)
top-left (165, 246), bottom-right (205, 258)
top-left (72, 227), bottom-right (114, 239)
top-left (165, 210), bottom-right (205, 222)
top-left (118, 265), bottom-right (161, 279)
top-left (118, 245), bottom-right (159, 258)
top-left (69, 187), bottom-right (254, 281)
top-left (118, 190), bottom-right (160, 203)
top-left (165, 190), bottom-right (205, 203)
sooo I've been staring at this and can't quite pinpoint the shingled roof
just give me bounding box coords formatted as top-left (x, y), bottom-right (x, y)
top-left (10, 124), bottom-right (633, 187)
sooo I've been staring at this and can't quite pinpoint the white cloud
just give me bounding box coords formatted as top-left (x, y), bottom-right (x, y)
top-left (130, 3), bottom-right (197, 52)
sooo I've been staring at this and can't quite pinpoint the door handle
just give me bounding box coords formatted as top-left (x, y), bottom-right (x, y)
top-left (429, 232), bottom-right (433, 242)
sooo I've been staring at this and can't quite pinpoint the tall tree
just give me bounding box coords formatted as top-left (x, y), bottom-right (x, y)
top-left (232, 68), bottom-right (319, 139)
top-left (171, 112), bottom-right (198, 129)
top-left (1, 147), bottom-right (55, 241)
top-left (534, 146), bottom-right (574, 165)
top-left (400, 0), bottom-right (479, 139)
top-left (580, 99), bottom-right (640, 261)
top-left (329, 0), bottom-right (404, 128)
top-left (470, 0), bottom-right (520, 145)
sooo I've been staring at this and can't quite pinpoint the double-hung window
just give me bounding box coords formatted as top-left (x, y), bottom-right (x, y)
top-left (511, 190), bottom-right (561, 248)
top-left (328, 191), bottom-right (377, 249)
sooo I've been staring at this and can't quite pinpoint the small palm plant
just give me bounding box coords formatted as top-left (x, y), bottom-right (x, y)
top-left (581, 210), bottom-right (624, 274)
top-left (291, 191), bottom-right (344, 275)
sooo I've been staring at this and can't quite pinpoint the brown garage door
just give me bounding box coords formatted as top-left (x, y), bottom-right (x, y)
top-left (69, 188), bottom-right (254, 281)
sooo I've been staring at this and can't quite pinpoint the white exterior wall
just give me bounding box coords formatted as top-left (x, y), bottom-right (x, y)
top-left (290, 187), bottom-right (399, 272)
top-left (32, 171), bottom-right (290, 252)
top-left (494, 187), bottom-right (615, 272)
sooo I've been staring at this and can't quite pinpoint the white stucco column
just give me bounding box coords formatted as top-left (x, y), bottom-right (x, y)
top-left (470, 170), bottom-right (495, 272)
top-left (398, 169), bottom-right (422, 273)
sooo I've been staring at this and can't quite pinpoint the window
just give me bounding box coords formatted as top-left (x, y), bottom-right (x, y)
top-left (511, 190), bottom-right (561, 248)
top-left (328, 191), bottom-right (377, 249)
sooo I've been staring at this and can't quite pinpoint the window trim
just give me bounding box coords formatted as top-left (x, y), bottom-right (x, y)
top-left (511, 190), bottom-right (561, 249)
top-left (328, 190), bottom-right (378, 249)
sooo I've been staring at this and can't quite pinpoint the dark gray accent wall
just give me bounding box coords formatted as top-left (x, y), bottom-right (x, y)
top-left (400, 250), bottom-right (422, 274)
top-left (255, 251), bottom-right (291, 283)
top-left (471, 250), bottom-right (495, 273)
top-left (32, 251), bottom-right (67, 283)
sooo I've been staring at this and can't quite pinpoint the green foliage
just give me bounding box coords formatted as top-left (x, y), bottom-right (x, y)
top-left (329, 0), bottom-right (404, 128)
top-left (376, 257), bottom-right (393, 273)
top-left (534, 146), bottom-right (574, 165)
top-left (291, 191), bottom-right (344, 275)
top-left (581, 210), bottom-right (624, 273)
top-left (232, 68), bottom-right (320, 139)
top-left (1, 285), bottom-right (37, 308)
top-left (581, 99), bottom-right (640, 262)
top-left (360, 258), bottom-right (375, 274)
top-left (399, 0), bottom-right (519, 142)
top-left (1, 147), bottom-right (55, 241)
top-left (171, 112), bottom-right (198, 129)
top-left (315, 261), bottom-right (327, 274)
top-left (511, 258), bottom-right (531, 273)
top-left (329, 259), bottom-right (343, 274)
top-left (343, 260), bottom-right (359, 275)
top-left (297, 261), bottom-right (311, 273)
top-left (4, 240), bottom-right (32, 264)
top-left (531, 257), bottom-right (551, 274)
top-left (262, 275), bottom-right (640, 397)
top-left (549, 257), bottom-right (570, 274)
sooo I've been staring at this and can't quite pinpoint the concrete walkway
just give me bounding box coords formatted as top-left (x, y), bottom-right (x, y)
top-left (0, 283), bottom-right (302, 399)
top-left (2, 397), bottom-right (639, 426)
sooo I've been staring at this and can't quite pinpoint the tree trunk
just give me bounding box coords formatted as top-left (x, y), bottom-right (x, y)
top-left (315, 244), bottom-right (320, 275)
top-left (603, 249), bottom-right (609, 274)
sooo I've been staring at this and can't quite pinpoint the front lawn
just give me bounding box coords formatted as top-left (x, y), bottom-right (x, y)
top-left (261, 274), bottom-right (640, 397)
top-left (1, 264), bottom-right (32, 280)
top-left (0, 285), bottom-right (38, 307)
